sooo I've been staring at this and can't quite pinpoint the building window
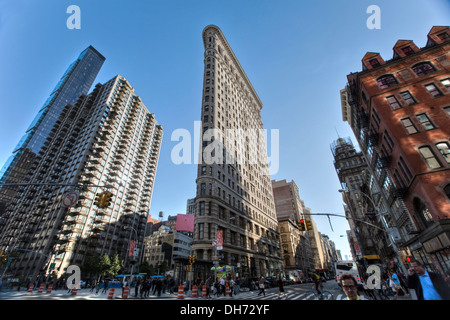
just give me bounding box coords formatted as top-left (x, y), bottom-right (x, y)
top-left (413, 197), bottom-right (434, 228)
top-left (198, 223), bottom-right (204, 239)
top-left (401, 46), bottom-right (414, 56)
top-left (436, 142), bottom-right (450, 164)
top-left (199, 201), bottom-right (205, 216)
top-left (386, 95), bottom-right (402, 110)
top-left (401, 118), bottom-right (418, 134)
top-left (377, 75), bottom-right (398, 89)
top-left (438, 32), bottom-right (450, 41)
top-left (416, 113), bottom-right (435, 130)
top-left (369, 58), bottom-right (380, 67)
top-left (425, 83), bottom-right (443, 97)
top-left (400, 91), bottom-right (417, 105)
top-left (418, 146), bottom-right (442, 169)
top-left (441, 78), bottom-right (450, 90)
top-left (412, 62), bottom-right (436, 77)
top-left (398, 156), bottom-right (413, 183)
top-left (200, 183), bottom-right (206, 195)
top-left (444, 184), bottom-right (450, 200)
top-left (444, 106), bottom-right (450, 117)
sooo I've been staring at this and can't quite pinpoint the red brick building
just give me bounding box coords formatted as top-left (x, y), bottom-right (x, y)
top-left (343, 26), bottom-right (450, 274)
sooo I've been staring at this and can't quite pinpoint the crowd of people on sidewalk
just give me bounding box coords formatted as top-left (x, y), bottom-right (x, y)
top-left (350, 259), bottom-right (450, 300)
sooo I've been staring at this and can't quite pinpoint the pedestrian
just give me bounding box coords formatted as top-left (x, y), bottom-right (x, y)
top-left (135, 279), bottom-right (140, 297)
top-left (407, 259), bottom-right (450, 300)
top-left (228, 278), bottom-right (234, 297)
top-left (156, 278), bottom-right (162, 297)
top-left (168, 278), bottom-right (175, 294)
top-left (220, 277), bottom-right (226, 296)
top-left (389, 270), bottom-right (409, 299)
top-left (340, 274), bottom-right (367, 300)
top-left (205, 277), bottom-right (212, 299)
top-left (95, 280), bottom-right (101, 295)
top-left (277, 275), bottom-right (288, 299)
top-left (257, 276), bottom-right (266, 297)
top-left (214, 277), bottom-right (220, 297)
top-left (90, 280), bottom-right (97, 292)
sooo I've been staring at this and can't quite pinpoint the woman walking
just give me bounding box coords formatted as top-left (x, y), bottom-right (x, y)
top-left (257, 276), bottom-right (266, 297)
top-left (277, 275), bottom-right (288, 299)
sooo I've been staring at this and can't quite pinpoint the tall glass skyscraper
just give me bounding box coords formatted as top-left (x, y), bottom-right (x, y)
top-left (0, 46), bottom-right (105, 212)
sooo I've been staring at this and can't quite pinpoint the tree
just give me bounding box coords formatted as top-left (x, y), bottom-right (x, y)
top-left (110, 253), bottom-right (123, 276)
top-left (140, 260), bottom-right (151, 275)
top-left (98, 254), bottom-right (111, 280)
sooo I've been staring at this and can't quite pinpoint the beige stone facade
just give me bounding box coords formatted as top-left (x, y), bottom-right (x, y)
top-left (191, 25), bottom-right (283, 279)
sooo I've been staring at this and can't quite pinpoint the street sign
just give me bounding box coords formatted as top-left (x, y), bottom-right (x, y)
top-left (62, 191), bottom-right (79, 208)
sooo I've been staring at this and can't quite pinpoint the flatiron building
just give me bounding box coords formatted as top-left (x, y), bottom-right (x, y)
top-left (191, 25), bottom-right (283, 279)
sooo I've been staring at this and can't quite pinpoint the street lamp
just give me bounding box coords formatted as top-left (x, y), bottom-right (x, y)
top-left (123, 225), bottom-right (138, 286)
top-left (338, 189), bottom-right (408, 275)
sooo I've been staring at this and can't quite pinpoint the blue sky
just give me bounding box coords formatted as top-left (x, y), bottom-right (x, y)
top-left (1, 0), bottom-right (449, 259)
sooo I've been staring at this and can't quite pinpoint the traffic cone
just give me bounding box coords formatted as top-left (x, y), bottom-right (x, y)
top-left (107, 288), bottom-right (115, 299)
top-left (71, 288), bottom-right (78, 296)
top-left (226, 284), bottom-right (230, 296)
top-left (46, 284), bottom-right (53, 294)
top-left (27, 284), bottom-right (34, 292)
top-left (192, 285), bottom-right (198, 298)
top-left (38, 283), bottom-right (45, 293)
top-left (122, 286), bottom-right (129, 299)
top-left (177, 285), bottom-right (184, 299)
top-left (202, 284), bottom-right (207, 298)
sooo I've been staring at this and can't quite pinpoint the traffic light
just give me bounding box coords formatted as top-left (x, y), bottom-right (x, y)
top-left (100, 191), bottom-right (113, 208)
top-left (406, 256), bottom-right (412, 263)
top-left (94, 192), bottom-right (103, 207)
top-left (188, 255), bottom-right (192, 264)
top-left (305, 219), bottom-right (313, 231)
top-left (192, 255), bottom-right (196, 264)
top-left (298, 219), bottom-right (305, 231)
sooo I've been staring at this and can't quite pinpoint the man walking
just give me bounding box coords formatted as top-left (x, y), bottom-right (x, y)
top-left (407, 260), bottom-right (450, 300)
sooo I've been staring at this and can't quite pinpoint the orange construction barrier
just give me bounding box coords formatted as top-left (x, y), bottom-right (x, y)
top-left (71, 288), bottom-right (78, 296)
top-left (177, 285), bottom-right (184, 299)
top-left (107, 288), bottom-right (115, 299)
top-left (46, 284), bottom-right (53, 294)
top-left (122, 286), bottom-right (129, 299)
top-left (28, 284), bottom-right (34, 292)
top-left (226, 284), bottom-right (230, 295)
top-left (202, 284), bottom-right (207, 298)
top-left (38, 283), bottom-right (45, 293)
top-left (192, 285), bottom-right (198, 298)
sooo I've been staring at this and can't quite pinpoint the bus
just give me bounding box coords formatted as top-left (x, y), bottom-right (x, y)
top-left (335, 260), bottom-right (364, 288)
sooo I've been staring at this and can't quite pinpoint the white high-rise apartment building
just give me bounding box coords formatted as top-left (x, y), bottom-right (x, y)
top-left (1, 75), bottom-right (162, 281)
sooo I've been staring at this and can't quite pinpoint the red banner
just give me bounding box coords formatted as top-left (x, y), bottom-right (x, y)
top-left (128, 240), bottom-right (136, 257)
top-left (216, 230), bottom-right (223, 250)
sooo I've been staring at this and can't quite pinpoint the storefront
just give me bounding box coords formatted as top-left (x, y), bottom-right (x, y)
top-left (404, 219), bottom-right (450, 276)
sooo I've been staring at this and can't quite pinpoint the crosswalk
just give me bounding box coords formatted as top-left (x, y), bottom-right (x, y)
top-left (207, 290), bottom-right (348, 301)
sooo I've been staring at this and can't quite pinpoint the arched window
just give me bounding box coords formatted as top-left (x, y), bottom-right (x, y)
top-left (376, 75), bottom-right (398, 89)
top-left (412, 62), bottom-right (436, 77)
top-left (413, 197), bottom-right (434, 228)
top-left (444, 184), bottom-right (450, 200)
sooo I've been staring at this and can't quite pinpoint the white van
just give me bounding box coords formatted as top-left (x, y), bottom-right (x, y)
top-left (335, 260), bottom-right (364, 288)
